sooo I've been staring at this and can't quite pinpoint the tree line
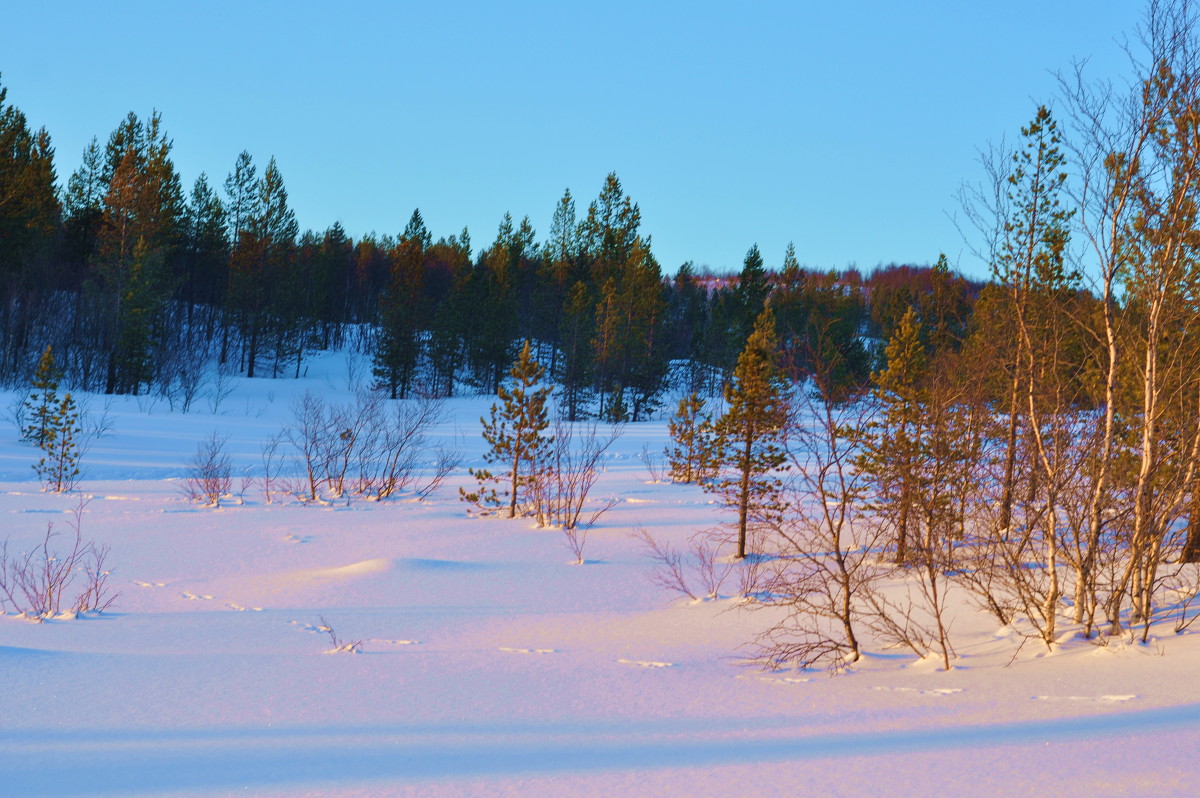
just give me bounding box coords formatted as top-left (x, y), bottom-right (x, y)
top-left (1, 75), bottom-right (982, 417)
top-left (630, 0), bottom-right (1200, 667)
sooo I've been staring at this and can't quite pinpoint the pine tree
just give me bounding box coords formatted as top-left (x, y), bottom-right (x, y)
top-left (462, 213), bottom-right (524, 394)
top-left (461, 341), bottom-right (553, 518)
top-left (32, 391), bottom-right (82, 493)
top-left (229, 156), bottom-right (298, 378)
top-left (111, 238), bottom-right (163, 395)
top-left (373, 231), bottom-right (424, 399)
top-left (558, 280), bottom-right (595, 421)
top-left (0, 78), bottom-right (60, 294)
top-left (858, 306), bottom-right (927, 562)
top-left (22, 345), bottom-right (60, 446)
top-left (182, 172), bottom-right (229, 311)
top-left (666, 392), bottom-right (716, 484)
top-left (709, 310), bottom-right (789, 559)
top-left (733, 243), bottom-right (770, 345)
top-left (223, 151), bottom-right (257, 242)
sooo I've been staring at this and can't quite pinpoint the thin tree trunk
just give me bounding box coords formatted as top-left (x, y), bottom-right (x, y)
top-left (737, 430), bottom-right (752, 559)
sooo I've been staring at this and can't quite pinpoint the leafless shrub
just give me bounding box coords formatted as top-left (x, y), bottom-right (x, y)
top-left (748, 381), bottom-right (882, 673)
top-left (6, 392), bottom-right (28, 435)
top-left (73, 543), bottom-right (117, 615)
top-left (77, 395), bottom-right (113, 452)
top-left (182, 431), bottom-right (232, 507)
top-left (235, 467), bottom-right (254, 504)
top-left (534, 416), bottom-right (622, 531)
top-left (562, 524), bottom-right (588, 566)
top-left (414, 446), bottom-right (463, 501)
top-left (175, 356), bottom-right (207, 413)
top-left (317, 400), bottom-right (366, 499)
top-left (0, 502), bottom-right (117, 619)
top-left (949, 530), bottom-right (1021, 628)
top-left (281, 391), bottom-right (458, 505)
top-left (867, 508), bottom-right (964, 672)
top-left (260, 431), bottom-right (285, 504)
top-left (633, 527), bottom-right (737, 600)
top-left (345, 349), bottom-right (366, 392)
top-left (1170, 564), bottom-right (1200, 633)
top-left (318, 615), bottom-right (362, 654)
top-left (356, 393), bottom-right (455, 500)
top-left (693, 535), bottom-right (737, 598)
top-left (286, 392), bottom-right (333, 503)
top-left (207, 367), bottom-right (236, 414)
top-left (633, 527), bottom-right (696, 601)
top-left (639, 443), bottom-right (666, 483)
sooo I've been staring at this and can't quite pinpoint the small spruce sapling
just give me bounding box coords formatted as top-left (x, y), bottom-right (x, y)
top-left (666, 392), bottom-right (718, 484)
top-left (34, 392), bottom-right (83, 493)
top-left (461, 341), bottom-right (553, 518)
top-left (22, 345), bottom-right (61, 447)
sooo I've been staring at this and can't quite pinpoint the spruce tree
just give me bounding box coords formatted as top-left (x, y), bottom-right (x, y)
top-left (373, 233), bottom-right (423, 399)
top-left (858, 306), bottom-right (927, 563)
top-left (0, 78), bottom-right (60, 294)
top-left (22, 345), bottom-right (60, 446)
top-left (559, 280), bottom-right (595, 421)
top-left (666, 392), bottom-right (716, 484)
top-left (461, 341), bottom-right (553, 518)
top-left (229, 156), bottom-right (297, 378)
top-left (33, 391), bottom-right (82, 493)
top-left (709, 309), bottom-right (789, 559)
top-left (733, 243), bottom-right (770, 345)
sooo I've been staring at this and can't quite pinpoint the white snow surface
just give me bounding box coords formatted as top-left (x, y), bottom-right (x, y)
top-left (0, 351), bottom-right (1197, 797)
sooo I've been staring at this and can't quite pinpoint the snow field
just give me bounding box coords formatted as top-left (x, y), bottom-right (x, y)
top-left (0, 351), bottom-right (1198, 796)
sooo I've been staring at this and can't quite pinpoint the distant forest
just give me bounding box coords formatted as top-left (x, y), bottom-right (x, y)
top-left (0, 76), bottom-right (984, 418)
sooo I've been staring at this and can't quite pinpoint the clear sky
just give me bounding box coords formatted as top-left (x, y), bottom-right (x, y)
top-left (2, 1), bottom-right (1142, 278)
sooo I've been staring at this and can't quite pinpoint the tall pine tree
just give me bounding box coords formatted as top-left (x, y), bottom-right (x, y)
top-left (709, 309), bottom-right (789, 559)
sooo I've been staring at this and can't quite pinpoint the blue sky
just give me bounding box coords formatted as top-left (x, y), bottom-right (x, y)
top-left (3, 1), bottom-right (1140, 278)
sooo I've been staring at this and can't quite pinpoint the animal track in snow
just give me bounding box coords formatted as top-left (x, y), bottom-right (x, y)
top-left (289, 620), bottom-right (322, 634)
top-left (1033, 694), bottom-right (1137, 703)
top-left (738, 674), bottom-right (813, 685)
top-left (225, 602), bottom-right (263, 612)
top-left (499, 647), bottom-right (556, 654)
top-left (873, 686), bottom-right (964, 697)
top-left (373, 638), bottom-right (419, 646)
top-left (179, 592), bottom-right (213, 601)
top-left (618, 658), bottom-right (673, 668)
top-left (132, 580), bottom-right (166, 588)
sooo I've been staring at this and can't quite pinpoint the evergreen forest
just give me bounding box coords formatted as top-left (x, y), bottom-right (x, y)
top-left (0, 75), bottom-right (983, 419)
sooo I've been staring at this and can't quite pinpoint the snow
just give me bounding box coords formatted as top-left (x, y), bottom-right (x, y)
top-left (0, 351), bottom-right (1198, 796)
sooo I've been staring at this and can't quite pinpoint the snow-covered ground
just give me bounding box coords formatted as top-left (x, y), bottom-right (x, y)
top-left (1, 352), bottom-right (1198, 797)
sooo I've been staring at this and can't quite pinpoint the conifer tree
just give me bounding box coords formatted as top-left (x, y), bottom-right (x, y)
top-left (734, 243), bottom-right (770, 344)
top-left (858, 306), bottom-right (927, 562)
top-left (229, 156), bottom-right (297, 378)
top-left (709, 310), bottom-right (789, 559)
top-left (22, 345), bottom-right (60, 446)
top-left (223, 150), bottom-right (257, 243)
top-left (111, 238), bottom-right (163, 395)
top-left (461, 341), bottom-right (553, 518)
top-left (0, 78), bottom-right (60, 295)
top-left (558, 280), bottom-right (595, 421)
top-left (373, 229), bottom-right (424, 399)
top-left (183, 172), bottom-right (229, 312)
top-left (32, 391), bottom-right (82, 493)
top-left (666, 392), bottom-right (717, 484)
